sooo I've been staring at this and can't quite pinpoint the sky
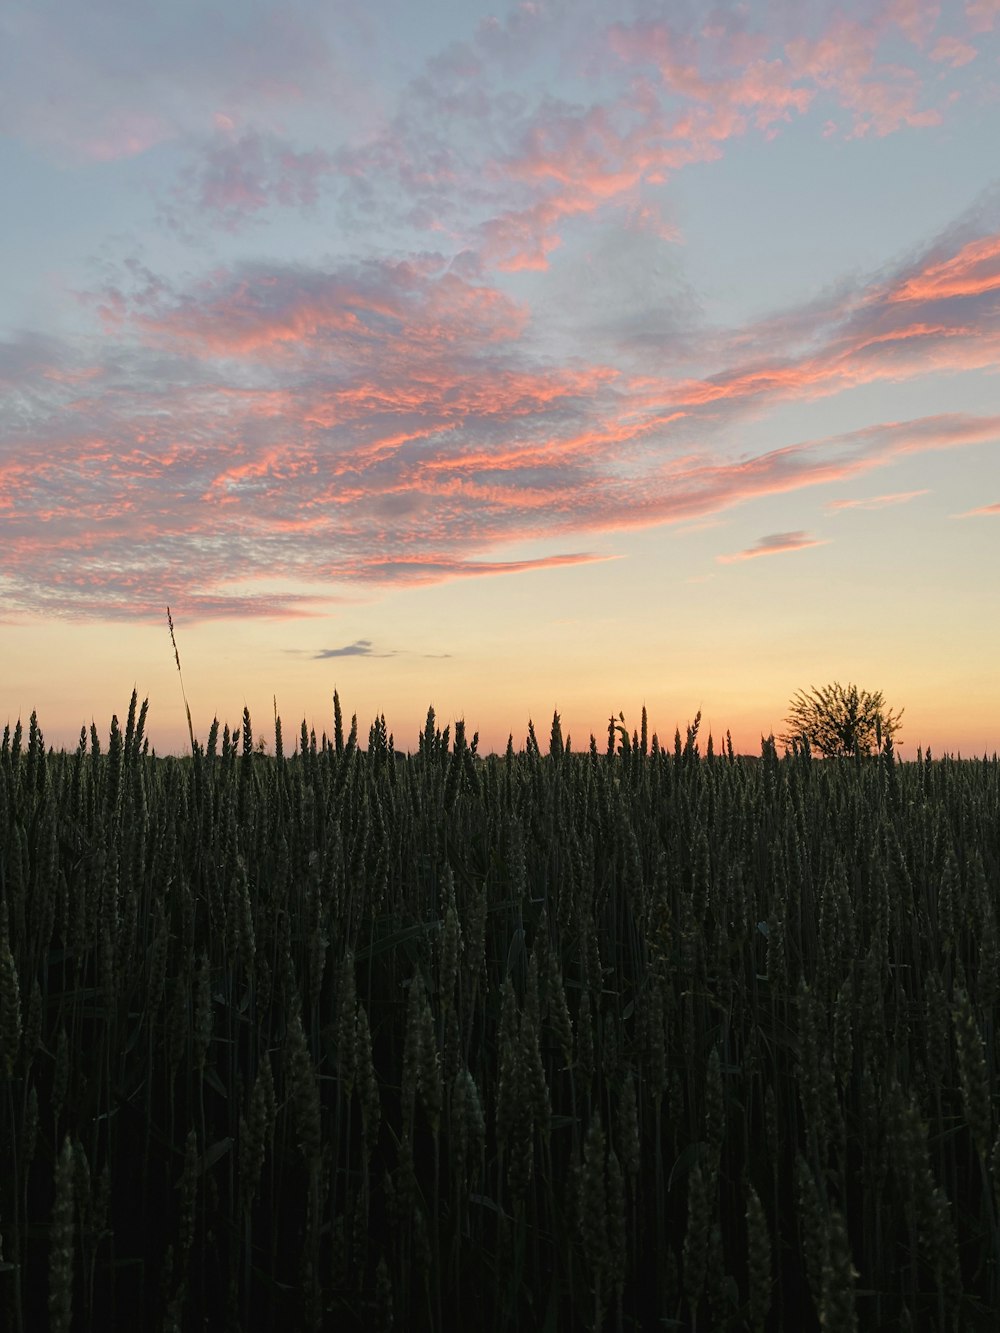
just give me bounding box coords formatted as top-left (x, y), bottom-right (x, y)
top-left (1, 0), bottom-right (999, 758)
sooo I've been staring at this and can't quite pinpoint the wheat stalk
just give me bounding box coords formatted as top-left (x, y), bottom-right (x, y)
top-left (165, 606), bottom-right (196, 754)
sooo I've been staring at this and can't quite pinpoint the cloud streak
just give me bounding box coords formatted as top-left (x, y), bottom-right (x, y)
top-left (957, 501), bottom-right (1000, 515)
top-left (827, 489), bottom-right (930, 510)
top-left (717, 531), bottom-right (828, 564)
top-left (314, 639), bottom-right (378, 659)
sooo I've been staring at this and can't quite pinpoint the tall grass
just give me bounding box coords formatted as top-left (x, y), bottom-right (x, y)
top-left (0, 695), bottom-right (998, 1330)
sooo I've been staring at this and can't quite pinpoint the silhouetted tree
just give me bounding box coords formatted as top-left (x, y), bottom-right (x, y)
top-left (780, 681), bottom-right (902, 758)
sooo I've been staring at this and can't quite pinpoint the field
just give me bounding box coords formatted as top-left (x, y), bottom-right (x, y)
top-left (1, 694), bottom-right (999, 1331)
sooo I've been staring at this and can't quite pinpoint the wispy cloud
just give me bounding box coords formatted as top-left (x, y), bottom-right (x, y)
top-left (929, 35), bottom-right (979, 66)
top-left (281, 2), bottom-right (968, 273)
top-left (827, 489), bottom-right (930, 510)
top-left (717, 531), bottom-right (828, 563)
top-left (314, 639), bottom-right (378, 659)
top-left (956, 501), bottom-right (1000, 515)
top-left (1, 4), bottom-right (998, 622)
top-left (782, 15), bottom-right (942, 139)
top-left (346, 554), bottom-right (614, 585)
top-left (3, 200), bottom-right (1000, 620)
top-left (305, 639), bottom-right (453, 660)
top-left (888, 234), bottom-right (1000, 304)
top-left (966, 1), bottom-right (1000, 36)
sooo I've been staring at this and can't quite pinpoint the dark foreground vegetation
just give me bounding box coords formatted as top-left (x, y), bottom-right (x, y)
top-left (1, 694), bottom-right (999, 1331)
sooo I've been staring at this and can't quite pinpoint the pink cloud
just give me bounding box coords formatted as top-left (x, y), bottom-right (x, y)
top-left (886, 0), bottom-right (942, 48)
top-left (1, 4), bottom-right (996, 626)
top-left (4, 203), bottom-right (1000, 622)
top-left (958, 501), bottom-right (1000, 514)
top-left (1, 383), bottom-right (995, 620)
top-left (172, 130), bottom-right (334, 231)
top-left (785, 16), bottom-right (941, 137)
top-left (717, 531), bottom-right (828, 563)
top-left (608, 9), bottom-right (945, 146)
top-left (965, 0), bottom-right (1000, 34)
top-left (475, 53), bottom-right (814, 270)
top-left (132, 260), bottom-right (529, 361)
top-left (450, 6), bottom-right (949, 268)
top-left (605, 29), bottom-right (815, 129)
top-left (888, 234), bottom-right (1000, 302)
top-left (332, 4), bottom-right (956, 276)
top-left (345, 552), bottom-right (615, 586)
top-left (220, 4), bottom-right (965, 277)
top-left (827, 489), bottom-right (930, 509)
top-left (929, 34), bottom-right (979, 65)
top-left (623, 219), bottom-right (1000, 414)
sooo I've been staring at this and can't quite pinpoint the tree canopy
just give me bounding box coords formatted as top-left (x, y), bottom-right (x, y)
top-left (780, 681), bottom-right (903, 758)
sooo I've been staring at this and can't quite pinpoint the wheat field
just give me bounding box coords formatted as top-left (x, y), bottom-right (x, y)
top-left (1, 693), bottom-right (998, 1331)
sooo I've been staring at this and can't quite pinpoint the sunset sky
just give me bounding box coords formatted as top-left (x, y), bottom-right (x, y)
top-left (2, 0), bottom-right (999, 757)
